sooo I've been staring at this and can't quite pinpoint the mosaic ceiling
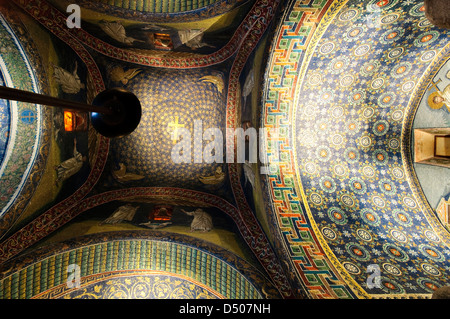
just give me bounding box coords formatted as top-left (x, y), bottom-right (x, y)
top-left (261, 0), bottom-right (450, 298)
top-left (0, 0), bottom-right (448, 300)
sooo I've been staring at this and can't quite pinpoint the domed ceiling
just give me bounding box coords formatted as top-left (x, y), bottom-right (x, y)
top-left (0, 0), bottom-right (448, 300)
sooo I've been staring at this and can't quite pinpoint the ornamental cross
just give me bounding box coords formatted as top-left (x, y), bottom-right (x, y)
top-left (168, 116), bottom-right (185, 144)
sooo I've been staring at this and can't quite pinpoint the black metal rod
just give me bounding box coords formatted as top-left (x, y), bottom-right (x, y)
top-left (0, 85), bottom-right (113, 115)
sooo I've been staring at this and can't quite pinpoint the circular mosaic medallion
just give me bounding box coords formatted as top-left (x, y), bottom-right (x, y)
top-left (343, 24), bottom-right (367, 42)
top-left (367, 0), bottom-right (399, 12)
top-left (302, 103), bottom-right (318, 118)
top-left (379, 178), bottom-right (397, 195)
top-left (349, 177), bottom-right (367, 195)
top-left (418, 244), bottom-right (445, 262)
top-left (378, 92), bottom-right (396, 108)
top-left (392, 209), bottom-right (413, 227)
top-left (417, 18), bottom-right (432, 28)
top-left (330, 133), bottom-right (345, 147)
top-left (338, 8), bottom-right (360, 22)
top-left (319, 41), bottom-right (336, 55)
top-left (340, 193), bottom-right (356, 208)
top-left (348, 89), bottom-right (366, 105)
top-left (417, 278), bottom-right (442, 293)
top-left (409, 3), bottom-right (426, 16)
top-left (328, 206), bottom-right (347, 225)
top-left (420, 50), bottom-right (436, 63)
top-left (383, 243), bottom-right (409, 262)
top-left (402, 196), bottom-right (417, 208)
top-left (371, 195), bottom-right (386, 208)
top-left (362, 107), bottom-right (375, 119)
top-left (333, 163), bottom-right (348, 178)
top-left (339, 74), bottom-right (355, 88)
top-left (310, 192), bottom-right (323, 206)
top-left (370, 77), bottom-right (385, 90)
top-left (391, 62), bottom-right (412, 78)
top-left (380, 27), bottom-right (404, 44)
top-left (390, 109), bottom-right (403, 122)
top-left (421, 263), bottom-right (442, 277)
top-left (359, 135), bottom-right (372, 148)
top-left (361, 165), bottom-right (377, 179)
top-left (386, 47), bottom-right (405, 62)
top-left (331, 105), bottom-right (345, 119)
top-left (379, 277), bottom-right (405, 294)
top-left (318, 88), bottom-right (335, 103)
top-left (382, 263), bottom-right (402, 276)
top-left (356, 228), bottom-right (372, 242)
top-left (345, 147), bottom-right (360, 163)
top-left (304, 161), bottom-right (317, 175)
top-left (315, 120), bottom-right (329, 132)
top-left (361, 60), bottom-right (380, 76)
top-left (380, 12), bottom-right (401, 25)
top-left (391, 166), bottom-right (404, 179)
top-left (373, 120), bottom-right (389, 136)
top-left (316, 146), bottom-right (332, 162)
top-left (388, 137), bottom-right (400, 150)
top-left (424, 230), bottom-right (440, 243)
top-left (320, 176), bottom-right (337, 193)
top-left (401, 80), bottom-right (415, 92)
top-left (322, 226), bottom-right (337, 241)
top-left (353, 43), bottom-right (371, 57)
top-left (373, 149), bottom-right (389, 165)
top-left (342, 261), bottom-right (361, 275)
top-left (360, 208), bottom-right (381, 227)
top-left (390, 229), bottom-right (408, 243)
top-left (346, 242), bottom-right (371, 261)
top-left (327, 57), bottom-right (349, 74)
top-left (308, 72), bottom-right (323, 86)
top-left (414, 31), bottom-right (440, 47)
top-left (345, 119), bottom-right (360, 135)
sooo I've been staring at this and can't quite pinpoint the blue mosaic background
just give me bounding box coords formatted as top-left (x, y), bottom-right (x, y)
top-left (295, 0), bottom-right (450, 294)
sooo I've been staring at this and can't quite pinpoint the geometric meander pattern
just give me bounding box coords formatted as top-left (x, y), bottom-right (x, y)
top-left (263, 0), bottom-right (355, 299)
top-left (264, 0), bottom-right (450, 298)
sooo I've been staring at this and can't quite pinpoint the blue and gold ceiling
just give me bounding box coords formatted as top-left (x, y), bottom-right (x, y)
top-left (0, 0), bottom-right (448, 300)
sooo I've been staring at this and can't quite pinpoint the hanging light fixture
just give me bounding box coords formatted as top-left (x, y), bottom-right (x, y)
top-left (0, 86), bottom-right (141, 138)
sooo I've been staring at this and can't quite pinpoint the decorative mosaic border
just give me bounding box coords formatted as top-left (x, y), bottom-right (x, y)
top-left (0, 231), bottom-right (278, 299)
top-left (261, 0), bottom-right (357, 299)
